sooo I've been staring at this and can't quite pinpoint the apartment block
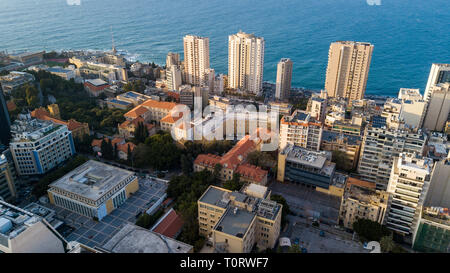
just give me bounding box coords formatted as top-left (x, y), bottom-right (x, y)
top-left (198, 184), bottom-right (282, 253)
top-left (339, 178), bottom-right (389, 230)
top-left (183, 35), bottom-right (210, 86)
top-left (275, 58), bottom-right (293, 101)
top-left (47, 160), bottom-right (138, 220)
top-left (280, 110), bottom-right (323, 151)
top-left (424, 63), bottom-right (450, 101)
top-left (423, 83), bottom-right (450, 132)
top-left (424, 155), bottom-right (450, 208)
top-left (9, 114), bottom-right (76, 176)
top-left (324, 41), bottom-right (374, 104)
top-left (385, 153), bottom-right (433, 241)
top-left (320, 130), bottom-right (362, 171)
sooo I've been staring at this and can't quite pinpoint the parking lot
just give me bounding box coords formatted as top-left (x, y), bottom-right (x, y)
top-left (286, 216), bottom-right (368, 253)
top-left (269, 181), bottom-right (341, 225)
top-left (45, 177), bottom-right (168, 248)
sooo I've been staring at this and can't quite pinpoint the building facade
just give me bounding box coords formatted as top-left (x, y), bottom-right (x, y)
top-left (279, 110), bottom-right (323, 151)
top-left (424, 63), bottom-right (450, 101)
top-left (275, 58), bottom-right (293, 101)
top-left (183, 35), bottom-right (210, 86)
top-left (228, 31), bottom-right (265, 95)
top-left (324, 41), bottom-right (374, 104)
top-left (422, 83), bottom-right (450, 132)
top-left (0, 86), bottom-right (11, 146)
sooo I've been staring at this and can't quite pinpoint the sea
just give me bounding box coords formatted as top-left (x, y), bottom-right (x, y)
top-left (0, 0), bottom-right (449, 97)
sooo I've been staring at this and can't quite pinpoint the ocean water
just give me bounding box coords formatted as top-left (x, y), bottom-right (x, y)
top-left (0, 0), bottom-right (448, 97)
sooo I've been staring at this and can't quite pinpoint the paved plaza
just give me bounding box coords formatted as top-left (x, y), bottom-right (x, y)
top-left (45, 177), bottom-right (168, 248)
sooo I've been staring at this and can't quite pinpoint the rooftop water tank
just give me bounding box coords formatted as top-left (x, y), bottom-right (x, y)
top-left (0, 217), bottom-right (13, 234)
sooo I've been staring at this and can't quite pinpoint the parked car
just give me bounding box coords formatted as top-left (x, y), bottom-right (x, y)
top-left (293, 237), bottom-right (300, 245)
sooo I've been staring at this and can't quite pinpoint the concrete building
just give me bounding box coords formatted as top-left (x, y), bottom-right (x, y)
top-left (103, 223), bottom-right (193, 253)
top-left (396, 88), bottom-right (427, 129)
top-left (0, 71), bottom-right (35, 94)
top-left (424, 63), bottom-right (450, 102)
top-left (166, 65), bottom-right (182, 91)
top-left (357, 116), bottom-right (427, 190)
top-left (0, 150), bottom-right (17, 201)
top-left (275, 58), bottom-right (293, 101)
top-left (166, 52), bottom-right (181, 68)
top-left (307, 96), bottom-right (327, 123)
top-left (183, 35), bottom-right (210, 86)
top-left (279, 110), bottom-right (323, 151)
top-left (277, 144), bottom-right (336, 190)
top-left (385, 153), bottom-right (433, 242)
top-left (423, 83), bottom-right (450, 132)
top-left (84, 78), bottom-right (110, 97)
top-left (0, 86), bottom-right (11, 146)
top-left (320, 130), bottom-right (362, 171)
top-left (48, 160), bottom-right (138, 220)
top-left (228, 31), bottom-right (265, 95)
top-left (425, 154), bottom-right (450, 208)
top-left (198, 185), bottom-right (282, 252)
top-left (123, 99), bottom-right (178, 124)
top-left (0, 200), bottom-right (66, 253)
top-left (412, 207), bottom-right (450, 253)
top-left (8, 51), bottom-right (44, 66)
top-left (339, 178), bottom-right (389, 230)
top-left (324, 41), bottom-right (374, 104)
top-left (9, 114), bottom-right (76, 176)
top-left (46, 67), bottom-right (75, 80)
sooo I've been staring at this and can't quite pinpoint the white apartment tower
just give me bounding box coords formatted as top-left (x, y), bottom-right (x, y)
top-left (422, 83), bottom-right (450, 132)
top-left (228, 31), bottom-right (265, 95)
top-left (166, 52), bottom-right (180, 68)
top-left (166, 65), bottom-right (182, 91)
top-left (183, 35), bottom-right (210, 86)
top-left (385, 153), bottom-right (433, 241)
top-left (275, 58), bottom-right (293, 101)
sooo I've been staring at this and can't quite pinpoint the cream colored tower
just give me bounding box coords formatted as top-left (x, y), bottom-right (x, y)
top-left (228, 31), bottom-right (265, 95)
top-left (183, 35), bottom-right (210, 86)
top-left (325, 41), bottom-right (374, 103)
top-left (275, 58), bottom-right (293, 101)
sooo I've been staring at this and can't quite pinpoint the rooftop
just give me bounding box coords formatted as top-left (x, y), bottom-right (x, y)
top-left (199, 186), bottom-right (230, 208)
top-left (85, 78), bottom-right (108, 86)
top-left (0, 200), bottom-right (42, 240)
top-left (10, 115), bottom-right (64, 142)
top-left (48, 160), bottom-right (136, 202)
top-left (214, 207), bottom-right (255, 238)
top-left (103, 223), bottom-right (193, 253)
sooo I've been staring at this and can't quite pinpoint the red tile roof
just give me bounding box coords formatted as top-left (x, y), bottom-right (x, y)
top-left (219, 135), bottom-right (257, 170)
top-left (152, 209), bottom-right (184, 239)
top-left (194, 154), bottom-right (221, 168)
top-left (124, 105), bottom-right (149, 119)
top-left (236, 163), bottom-right (268, 183)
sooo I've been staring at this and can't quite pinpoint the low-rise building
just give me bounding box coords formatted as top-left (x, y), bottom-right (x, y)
top-left (0, 71), bottom-right (35, 93)
top-left (277, 144), bottom-right (336, 190)
top-left (46, 67), bottom-right (75, 80)
top-left (279, 110), bottom-right (323, 151)
top-left (339, 177), bottom-right (389, 230)
top-left (84, 78), bottom-right (110, 97)
top-left (198, 185), bottom-right (282, 253)
top-left (412, 207), bottom-right (450, 253)
top-left (118, 116), bottom-right (156, 139)
top-left (47, 160), bottom-right (139, 220)
top-left (0, 199), bottom-right (66, 253)
top-left (320, 130), bottom-right (361, 171)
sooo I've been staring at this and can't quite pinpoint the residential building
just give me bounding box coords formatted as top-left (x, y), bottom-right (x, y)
top-left (0, 150), bottom-right (17, 201)
top-left (47, 160), bottom-right (139, 220)
top-left (324, 41), bottom-right (374, 104)
top-left (0, 86), bottom-right (11, 146)
top-left (166, 65), bottom-right (182, 91)
top-left (424, 63), bottom-right (450, 101)
top-left (46, 67), bottom-right (75, 80)
top-left (396, 88), bottom-right (427, 129)
top-left (425, 154), bottom-right (450, 208)
top-left (385, 153), bottom-right (433, 242)
top-left (277, 144), bottom-right (336, 190)
top-left (183, 35), bottom-right (210, 86)
top-left (307, 96), bottom-right (327, 123)
top-left (268, 101), bottom-right (292, 116)
top-left (422, 83), bottom-right (450, 132)
top-left (279, 110), bottom-right (323, 151)
top-left (320, 130), bottom-right (362, 171)
top-left (339, 178), bottom-right (389, 230)
top-left (9, 114), bottom-right (76, 176)
top-left (228, 31), bottom-right (265, 95)
top-left (198, 185), bottom-right (282, 252)
top-left (0, 199), bottom-right (66, 253)
top-left (118, 117), bottom-right (156, 139)
top-left (357, 116), bottom-right (427, 190)
top-left (102, 223), bottom-right (193, 253)
top-left (0, 71), bottom-right (35, 93)
top-left (275, 58), bottom-right (293, 101)
top-left (179, 85), bottom-right (195, 108)
top-left (166, 52), bottom-right (181, 68)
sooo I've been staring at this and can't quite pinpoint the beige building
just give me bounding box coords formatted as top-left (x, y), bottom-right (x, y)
top-left (339, 178), bottom-right (389, 230)
top-left (279, 110), bottom-right (323, 151)
top-left (183, 35), bottom-right (210, 86)
top-left (324, 41), bottom-right (374, 103)
top-left (275, 58), bottom-right (293, 101)
top-left (424, 63), bottom-right (450, 101)
top-left (166, 52), bottom-right (181, 68)
top-left (422, 83), bottom-right (450, 132)
top-left (166, 65), bottom-right (182, 91)
top-left (228, 31), bottom-right (265, 95)
top-left (198, 185), bottom-right (282, 253)
top-left (0, 152), bottom-right (17, 201)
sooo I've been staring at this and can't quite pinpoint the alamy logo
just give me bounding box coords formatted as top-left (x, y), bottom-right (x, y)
top-left (366, 0), bottom-right (381, 5)
top-left (67, 0), bottom-right (81, 5)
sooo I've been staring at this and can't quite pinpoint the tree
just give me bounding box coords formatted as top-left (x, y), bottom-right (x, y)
top-left (270, 194), bottom-right (290, 229)
top-left (223, 173), bottom-right (243, 191)
top-left (332, 150), bottom-right (353, 172)
top-left (180, 154), bottom-right (192, 175)
top-left (352, 219), bottom-right (391, 243)
top-left (213, 163), bottom-right (222, 180)
top-left (134, 121), bottom-right (148, 144)
top-left (380, 235), bottom-right (395, 253)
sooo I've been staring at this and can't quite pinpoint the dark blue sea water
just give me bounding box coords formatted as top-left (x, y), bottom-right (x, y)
top-left (0, 0), bottom-right (449, 96)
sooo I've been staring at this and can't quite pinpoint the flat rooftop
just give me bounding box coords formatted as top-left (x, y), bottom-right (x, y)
top-left (49, 160), bottom-right (135, 202)
top-left (0, 200), bottom-right (41, 240)
top-left (199, 186), bottom-right (230, 208)
top-left (103, 223), bottom-right (193, 253)
top-left (214, 208), bottom-right (255, 238)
